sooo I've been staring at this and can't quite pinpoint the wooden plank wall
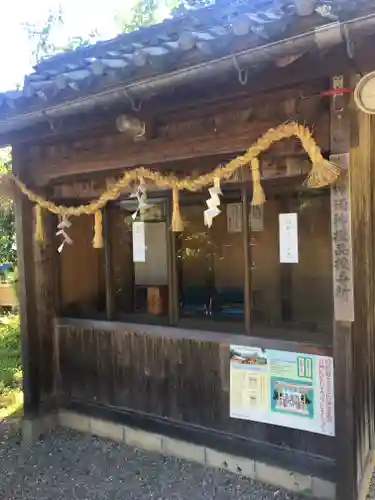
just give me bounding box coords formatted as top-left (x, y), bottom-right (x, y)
top-left (56, 323), bottom-right (335, 463)
top-left (60, 215), bottom-right (105, 317)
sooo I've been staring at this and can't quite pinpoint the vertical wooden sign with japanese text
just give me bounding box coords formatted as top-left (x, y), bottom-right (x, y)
top-left (330, 153), bottom-right (354, 322)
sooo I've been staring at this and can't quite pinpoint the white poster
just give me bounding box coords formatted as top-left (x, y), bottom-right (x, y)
top-left (230, 345), bottom-right (335, 436)
top-left (279, 213), bottom-right (298, 263)
top-left (250, 205), bottom-right (264, 232)
top-left (132, 221), bottom-right (146, 262)
top-left (227, 203), bottom-right (242, 233)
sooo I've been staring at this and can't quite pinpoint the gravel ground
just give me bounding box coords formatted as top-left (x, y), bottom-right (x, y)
top-left (0, 425), bottom-right (306, 500)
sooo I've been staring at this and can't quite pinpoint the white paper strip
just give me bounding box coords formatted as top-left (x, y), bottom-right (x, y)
top-left (130, 183), bottom-right (149, 220)
top-left (132, 221), bottom-right (146, 262)
top-left (204, 178), bottom-right (222, 228)
top-left (279, 213), bottom-right (298, 263)
top-left (56, 216), bottom-right (73, 253)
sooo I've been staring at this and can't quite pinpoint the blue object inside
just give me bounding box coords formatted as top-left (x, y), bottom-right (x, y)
top-left (180, 286), bottom-right (244, 318)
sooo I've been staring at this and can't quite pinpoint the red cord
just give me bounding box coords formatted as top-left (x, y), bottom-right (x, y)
top-left (319, 88), bottom-right (354, 97)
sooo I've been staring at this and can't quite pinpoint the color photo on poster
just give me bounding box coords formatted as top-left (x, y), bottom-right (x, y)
top-left (229, 345), bottom-right (335, 436)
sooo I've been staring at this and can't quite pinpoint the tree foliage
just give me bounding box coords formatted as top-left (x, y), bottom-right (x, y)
top-left (118, 0), bottom-right (215, 32)
top-left (23, 5), bottom-right (99, 64)
top-left (23, 0), bottom-right (217, 65)
top-left (0, 150), bottom-right (16, 267)
top-left (122, 0), bottom-right (161, 32)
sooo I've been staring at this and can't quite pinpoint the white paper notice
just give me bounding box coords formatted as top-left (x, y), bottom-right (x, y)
top-left (230, 345), bottom-right (335, 436)
top-left (227, 203), bottom-right (242, 233)
top-left (132, 221), bottom-right (146, 262)
top-left (279, 213), bottom-right (298, 263)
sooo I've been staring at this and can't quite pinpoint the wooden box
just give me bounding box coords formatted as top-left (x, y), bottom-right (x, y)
top-left (147, 285), bottom-right (168, 315)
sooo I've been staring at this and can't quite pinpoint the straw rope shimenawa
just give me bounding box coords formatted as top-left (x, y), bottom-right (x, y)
top-left (0, 122), bottom-right (340, 248)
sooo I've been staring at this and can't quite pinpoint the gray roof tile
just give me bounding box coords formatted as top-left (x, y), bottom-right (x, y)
top-left (0, 0), bottom-right (373, 124)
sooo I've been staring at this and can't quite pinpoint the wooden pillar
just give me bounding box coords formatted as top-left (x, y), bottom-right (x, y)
top-left (330, 74), bottom-right (375, 500)
top-left (330, 75), bottom-right (357, 500)
top-left (279, 196), bottom-right (293, 323)
top-left (13, 146), bottom-right (61, 413)
top-left (329, 73), bottom-right (375, 500)
top-left (33, 210), bottom-right (59, 402)
top-left (242, 184), bottom-right (251, 334)
top-left (103, 209), bottom-right (114, 320)
top-left (167, 195), bottom-right (179, 325)
top-left (13, 149), bottom-right (40, 414)
top-left (348, 93), bottom-right (375, 500)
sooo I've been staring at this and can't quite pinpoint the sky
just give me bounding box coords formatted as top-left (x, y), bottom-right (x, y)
top-left (0, 0), bottom-right (139, 92)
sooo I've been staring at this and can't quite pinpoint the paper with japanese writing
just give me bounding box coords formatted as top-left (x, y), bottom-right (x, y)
top-left (279, 213), bottom-right (298, 263)
top-left (132, 221), bottom-right (146, 262)
top-left (331, 181), bottom-right (354, 322)
top-left (230, 345), bottom-right (335, 436)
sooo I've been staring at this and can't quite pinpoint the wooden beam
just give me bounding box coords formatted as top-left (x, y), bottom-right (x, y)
top-left (155, 79), bottom-right (326, 125)
top-left (3, 76), bottom-right (326, 149)
top-left (31, 113), bottom-right (329, 186)
top-left (1, 70), bottom-right (326, 147)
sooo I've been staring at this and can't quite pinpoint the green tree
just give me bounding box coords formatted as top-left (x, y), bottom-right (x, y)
top-left (23, 5), bottom-right (99, 64)
top-left (122, 0), bottom-right (161, 32)
top-left (24, 1), bottom-right (217, 65)
top-left (0, 149), bottom-right (16, 267)
top-left (118, 0), bottom-right (215, 32)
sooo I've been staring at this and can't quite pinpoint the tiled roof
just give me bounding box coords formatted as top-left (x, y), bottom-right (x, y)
top-left (0, 0), bottom-right (374, 130)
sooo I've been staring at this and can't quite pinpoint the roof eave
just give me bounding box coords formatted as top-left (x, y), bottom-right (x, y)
top-left (1, 12), bottom-right (375, 138)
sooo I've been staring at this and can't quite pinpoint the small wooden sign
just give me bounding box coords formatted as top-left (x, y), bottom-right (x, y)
top-left (51, 175), bottom-right (123, 200)
top-left (330, 154), bottom-right (354, 322)
top-left (227, 203), bottom-right (242, 233)
top-left (250, 205), bottom-right (264, 232)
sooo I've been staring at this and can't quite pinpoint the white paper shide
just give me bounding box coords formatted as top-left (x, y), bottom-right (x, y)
top-left (56, 216), bottom-right (73, 253)
top-left (204, 178), bottom-right (222, 228)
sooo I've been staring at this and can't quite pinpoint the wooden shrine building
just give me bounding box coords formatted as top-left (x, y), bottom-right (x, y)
top-left (2, 0), bottom-right (375, 498)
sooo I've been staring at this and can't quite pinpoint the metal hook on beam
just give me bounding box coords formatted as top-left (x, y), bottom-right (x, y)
top-left (341, 23), bottom-right (354, 60)
top-left (43, 111), bottom-right (59, 133)
top-left (233, 56), bottom-right (249, 86)
top-left (123, 88), bottom-right (143, 112)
